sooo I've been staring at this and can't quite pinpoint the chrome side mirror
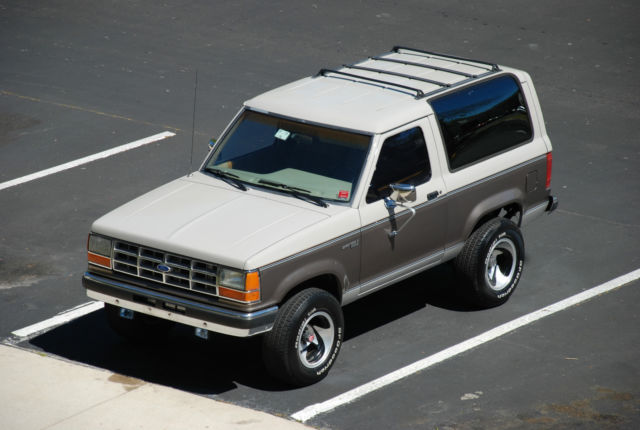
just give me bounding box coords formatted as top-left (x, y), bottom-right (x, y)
top-left (384, 183), bottom-right (416, 209)
top-left (390, 183), bottom-right (417, 203)
top-left (383, 184), bottom-right (417, 238)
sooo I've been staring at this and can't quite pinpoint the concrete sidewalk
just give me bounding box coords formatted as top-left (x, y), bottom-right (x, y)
top-left (0, 344), bottom-right (313, 430)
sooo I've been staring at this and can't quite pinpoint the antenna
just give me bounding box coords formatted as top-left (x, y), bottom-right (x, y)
top-left (188, 69), bottom-right (198, 176)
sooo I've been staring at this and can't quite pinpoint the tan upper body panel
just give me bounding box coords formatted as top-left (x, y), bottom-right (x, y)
top-left (91, 172), bottom-right (361, 271)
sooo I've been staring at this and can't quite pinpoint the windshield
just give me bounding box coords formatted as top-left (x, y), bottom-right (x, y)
top-left (204, 110), bottom-right (372, 203)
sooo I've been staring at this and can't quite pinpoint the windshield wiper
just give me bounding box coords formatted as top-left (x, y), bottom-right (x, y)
top-left (204, 167), bottom-right (248, 191)
top-left (258, 179), bottom-right (328, 208)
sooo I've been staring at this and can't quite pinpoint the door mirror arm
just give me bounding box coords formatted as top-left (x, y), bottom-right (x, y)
top-left (384, 184), bottom-right (417, 238)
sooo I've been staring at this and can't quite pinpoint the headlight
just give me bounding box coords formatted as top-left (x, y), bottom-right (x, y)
top-left (219, 268), bottom-right (245, 290)
top-left (88, 235), bottom-right (112, 256)
top-left (87, 234), bottom-right (112, 269)
top-left (218, 268), bottom-right (260, 303)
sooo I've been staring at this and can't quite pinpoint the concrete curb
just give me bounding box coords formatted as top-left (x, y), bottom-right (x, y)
top-left (0, 344), bottom-right (314, 430)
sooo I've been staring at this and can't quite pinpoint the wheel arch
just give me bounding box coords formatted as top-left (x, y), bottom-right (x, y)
top-left (261, 258), bottom-right (348, 308)
top-left (281, 273), bottom-right (342, 305)
top-left (464, 189), bottom-right (524, 239)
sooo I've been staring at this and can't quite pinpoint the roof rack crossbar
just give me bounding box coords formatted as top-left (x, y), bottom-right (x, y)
top-left (371, 56), bottom-right (476, 78)
top-left (343, 64), bottom-right (450, 90)
top-left (317, 68), bottom-right (425, 98)
top-left (392, 46), bottom-right (500, 72)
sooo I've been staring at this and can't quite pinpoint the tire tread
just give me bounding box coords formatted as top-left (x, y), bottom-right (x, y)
top-left (455, 218), bottom-right (524, 307)
top-left (262, 288), bottom-right (342, 386)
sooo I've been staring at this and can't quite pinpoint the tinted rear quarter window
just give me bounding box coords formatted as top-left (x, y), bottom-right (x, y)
top-left (430, 75), bottom-right (533, 171)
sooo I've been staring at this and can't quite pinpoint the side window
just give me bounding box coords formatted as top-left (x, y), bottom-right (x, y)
top-left (366, 127), bottom-right (431, 204)
top-left (430, 75), bottom-right (533, 171)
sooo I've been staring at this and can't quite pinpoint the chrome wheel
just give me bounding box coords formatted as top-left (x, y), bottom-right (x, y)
top-left (263, 288), bottom-right (344, 386)
top-left (485, 237), bottom-right (517, 291)
top-left (297, 311), bottom-right (335, 368)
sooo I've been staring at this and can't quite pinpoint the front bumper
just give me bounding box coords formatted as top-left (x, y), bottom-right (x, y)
top-left (83, 272), bottom-right (277, 337)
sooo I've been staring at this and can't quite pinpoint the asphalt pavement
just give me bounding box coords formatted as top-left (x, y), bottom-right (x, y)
top-left (1, 1), bottom-right (639, 429)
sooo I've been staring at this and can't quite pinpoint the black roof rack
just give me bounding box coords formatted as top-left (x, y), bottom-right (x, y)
top-left (316, 47), bottom-right (501, 100)
top-left (343, 64), bottom-right (451, 88)
top-left (392, 46), bottom-right (500, 72)
top-left (370, 56), bottom-right (477, 78)
top-left (317, 68), bottom-right (425, 99)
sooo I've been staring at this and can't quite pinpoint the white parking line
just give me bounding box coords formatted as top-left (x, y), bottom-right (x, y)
top-left (291, 267), bottom-right (640, 423)
top-left (10, 301), bottom-right (104, 340)
top-left (0, 131), bottom-right (176, 191)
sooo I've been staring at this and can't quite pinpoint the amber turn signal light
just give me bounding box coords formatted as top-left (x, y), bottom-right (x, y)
top-left (218, 287), bottom-right (260, 303)
top-left (88, 251), bottom-right (111, 269)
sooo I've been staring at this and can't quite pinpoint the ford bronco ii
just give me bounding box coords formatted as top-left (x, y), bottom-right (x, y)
top-left (83, 46), bottom-right (557, 386)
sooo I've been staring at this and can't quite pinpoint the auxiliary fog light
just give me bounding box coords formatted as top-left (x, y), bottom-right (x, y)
top-left (195, 327), bottom-right (209, 340)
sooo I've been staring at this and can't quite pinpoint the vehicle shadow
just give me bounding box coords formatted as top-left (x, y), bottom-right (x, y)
top-left (28, 311), bottom-right (270, 394)
top-left (28, 264), bottom-right (479, 395)
top-left (343, 262), bottom-right (480, 341)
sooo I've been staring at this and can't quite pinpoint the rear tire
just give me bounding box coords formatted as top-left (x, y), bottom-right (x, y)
top-left (105, 304), bottom-right (174, 342)
top-left (262, 288), bottom-right (343, 386)
top-left (455, 218), bottom-right (525, 307)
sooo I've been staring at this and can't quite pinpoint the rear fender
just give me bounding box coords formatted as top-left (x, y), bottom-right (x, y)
top-left (463, 188), bottom-right (523, 239)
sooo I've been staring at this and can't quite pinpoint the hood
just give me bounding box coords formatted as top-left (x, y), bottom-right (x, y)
top-left (91, 175), bottom-right (330, 269)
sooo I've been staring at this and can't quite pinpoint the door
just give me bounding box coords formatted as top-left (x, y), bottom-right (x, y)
top-left (358, 120), bottom-right (447, 294)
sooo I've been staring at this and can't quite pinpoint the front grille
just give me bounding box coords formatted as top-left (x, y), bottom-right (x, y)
top-left (113, 241), bottom-right (219, 297)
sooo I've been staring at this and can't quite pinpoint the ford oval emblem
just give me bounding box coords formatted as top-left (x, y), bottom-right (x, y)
top-left (157, 264), bottom-right (172, 273)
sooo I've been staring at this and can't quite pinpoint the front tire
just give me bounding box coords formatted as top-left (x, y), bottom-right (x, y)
top-left (262, 288), bottom-right (344, 386)
top-left (455, 218), bottom-right (525, 307)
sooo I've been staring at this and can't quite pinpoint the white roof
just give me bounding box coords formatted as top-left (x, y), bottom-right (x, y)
top-left (245, 47), bottom-right (506, 134)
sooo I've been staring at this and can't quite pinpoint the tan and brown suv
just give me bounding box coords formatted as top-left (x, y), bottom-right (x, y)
top-left (83, 46), bottom-right (557, 386)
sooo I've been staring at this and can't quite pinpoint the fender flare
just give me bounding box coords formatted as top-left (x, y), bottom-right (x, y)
top-left (462, 188), bottom-right (523, 239)
top-left (263, 257), bottom-right (350, 306)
